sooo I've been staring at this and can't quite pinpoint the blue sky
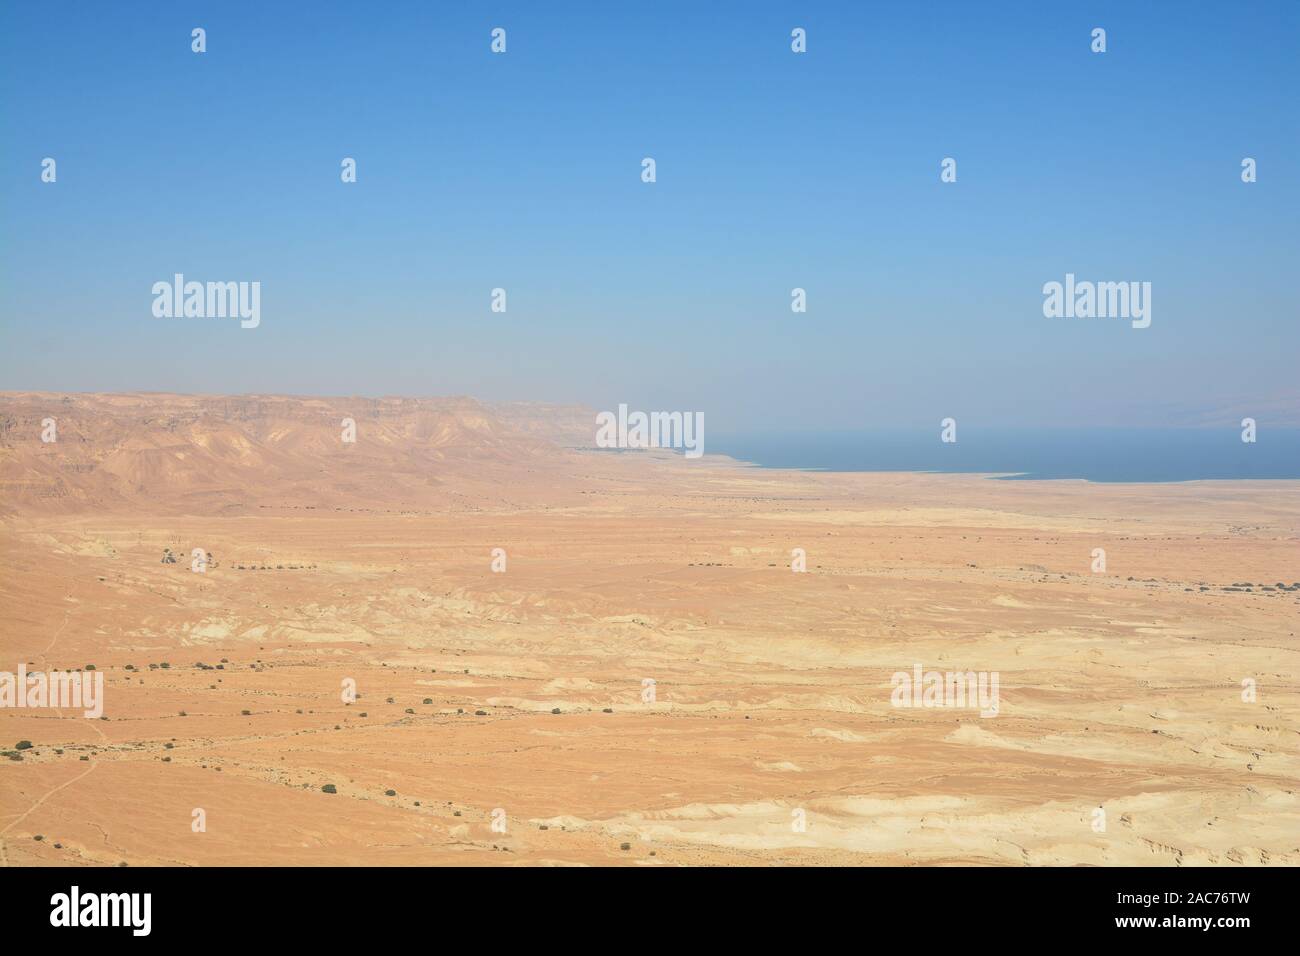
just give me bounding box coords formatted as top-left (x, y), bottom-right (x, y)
top-left (2, 1), bottom-right (1297, 433)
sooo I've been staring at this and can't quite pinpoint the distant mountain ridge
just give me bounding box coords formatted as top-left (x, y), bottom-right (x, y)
top-left (0, 392), bottom-right (601, 516)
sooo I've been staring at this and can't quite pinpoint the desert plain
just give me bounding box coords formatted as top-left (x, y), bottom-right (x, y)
top-left (1, 393), bottom-right (1298, 866)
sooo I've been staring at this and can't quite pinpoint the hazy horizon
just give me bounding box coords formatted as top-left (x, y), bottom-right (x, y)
top-left (6, 388), bottom-right (1298, 481)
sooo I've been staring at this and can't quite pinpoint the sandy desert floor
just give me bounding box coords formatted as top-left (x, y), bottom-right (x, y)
top-left (3, 446), bottom-right (1298, 867)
